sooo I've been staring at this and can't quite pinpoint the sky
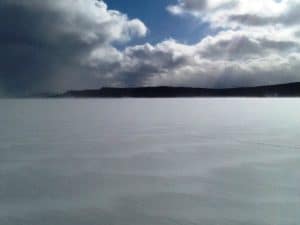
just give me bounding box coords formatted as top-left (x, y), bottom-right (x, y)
top-left (1, 0), bottom-right (300, 95)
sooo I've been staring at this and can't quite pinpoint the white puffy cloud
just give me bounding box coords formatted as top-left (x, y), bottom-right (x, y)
top-left (132, 0), bottom-right (300, 87)
top-left (167, 0), bottom-right (293, 25)
top-left (110, 32), bottom-right (300, 88)
top-left (83, 0), bottom-right (300, 89)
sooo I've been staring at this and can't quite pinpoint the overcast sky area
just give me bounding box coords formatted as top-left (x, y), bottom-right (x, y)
top-left (1, 0), bottom-right (300, 95)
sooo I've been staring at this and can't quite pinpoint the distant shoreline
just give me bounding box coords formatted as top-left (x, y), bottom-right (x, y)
top-left (35, 82), bottom-right (300, 98)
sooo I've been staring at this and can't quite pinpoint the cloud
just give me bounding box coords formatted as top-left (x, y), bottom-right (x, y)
top-left (111, 34), bottom-right (300, 88)
top-left (147, 0), bottom-right (300, 87)
top-left (0, 0), bottom-right (146, 95)
top-left (167, 0), bottom-right (300, 31)
top-left (1, 0), bottom-right (300, 95)
top-left (96, 1), bottom-right (300, 88)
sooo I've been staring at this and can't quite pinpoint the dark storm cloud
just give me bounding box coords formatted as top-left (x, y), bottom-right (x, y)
top-left (0, 0), bottom-right (146, 95)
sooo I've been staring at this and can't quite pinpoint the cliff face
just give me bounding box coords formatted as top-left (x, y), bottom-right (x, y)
top-left (58, 82), bottom-right (300, 98)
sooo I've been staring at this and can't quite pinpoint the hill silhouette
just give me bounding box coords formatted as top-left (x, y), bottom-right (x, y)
top-left (52, 82), bottom-right (300, 98)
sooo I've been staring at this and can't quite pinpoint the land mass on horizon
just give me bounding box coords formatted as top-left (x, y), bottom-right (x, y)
top-left (43, 82), bottom-right (300, 98)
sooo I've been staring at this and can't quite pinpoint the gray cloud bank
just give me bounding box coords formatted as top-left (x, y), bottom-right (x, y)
top-left (0, 0), bottom-right (146, 95)
top-left (1, 0), bottom-right (300, 95)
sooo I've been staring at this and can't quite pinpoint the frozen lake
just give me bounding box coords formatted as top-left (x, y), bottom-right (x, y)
top-left (1, 98), bottom-right (300, 225)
